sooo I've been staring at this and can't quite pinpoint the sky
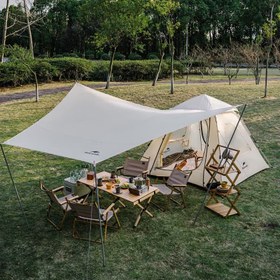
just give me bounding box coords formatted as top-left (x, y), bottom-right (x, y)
top-left (0, 0), bottom-right (33, 10)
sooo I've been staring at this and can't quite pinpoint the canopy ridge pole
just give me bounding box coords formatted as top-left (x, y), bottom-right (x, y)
top-left (0, 144), bottom-right (28, 226)
top-left (192, 104), bottom-right (247, 226)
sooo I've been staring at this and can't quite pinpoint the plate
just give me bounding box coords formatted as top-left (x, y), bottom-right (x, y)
top-left (217, 186), bottom-right (230, 193)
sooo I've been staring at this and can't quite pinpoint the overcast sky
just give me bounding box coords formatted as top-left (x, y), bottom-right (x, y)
top-left (0, 0), bottom-right (33, 10)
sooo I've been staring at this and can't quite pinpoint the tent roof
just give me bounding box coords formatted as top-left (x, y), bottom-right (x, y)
top-left (3, 83), bottom-right (233, 163)
top-left (173, 94), bottom-right (232, 111)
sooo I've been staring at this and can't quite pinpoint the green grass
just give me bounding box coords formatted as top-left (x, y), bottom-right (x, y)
top-left (0, 79), bottom-right (280, 280)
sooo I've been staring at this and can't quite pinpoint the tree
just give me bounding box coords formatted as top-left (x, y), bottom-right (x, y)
top-left (5, 45), bottom-right (39, 101)
top-left (149, 0), bottom-right (180, 94)
top-left (214, 45), bottom-right (241, 85)
top-left (81, 0), bottom-right (148, 89)
top-left (240, 40), bottom-right (264, 85)
top-left (263, 2), bottom-right (279, 97)
top-left (1, 0), bottom-right (10, 63)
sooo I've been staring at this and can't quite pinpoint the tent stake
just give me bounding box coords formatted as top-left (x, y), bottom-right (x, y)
top-left (0, 144), bottom-right (28, 226)
top-left (192, 104), bottom-right (247, 226)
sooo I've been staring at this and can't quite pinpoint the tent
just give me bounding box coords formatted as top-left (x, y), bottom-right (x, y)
top-left (142, 94), bottom-right (269, 187)
top-left (3, 83), bottom-right (235, 164)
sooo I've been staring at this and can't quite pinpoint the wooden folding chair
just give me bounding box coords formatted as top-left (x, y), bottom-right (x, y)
top-left (39, 181), bottom-right (80, 230)
top-left (116, 157), bottom-right (150, 178)
top-left (68, 201), bottom-right (121, 242)
top-left (153, 168), bottom-right (191, 210)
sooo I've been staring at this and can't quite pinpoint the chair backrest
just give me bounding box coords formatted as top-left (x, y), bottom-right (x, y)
top-left (122, 158), bottom-right (150, 177)
top-left (167, 168), bottom-right (190, 187)
top-left (40, 181), bottom-right (60, 205)
top-left (68, 202), bottom-right (100, 221)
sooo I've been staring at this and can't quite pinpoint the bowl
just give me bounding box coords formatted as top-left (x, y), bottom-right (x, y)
top-left (106, 182), bottom-right (114, 190)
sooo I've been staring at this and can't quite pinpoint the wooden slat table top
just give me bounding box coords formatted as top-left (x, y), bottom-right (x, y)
top-left (78, 171), bottom-right (158, 205)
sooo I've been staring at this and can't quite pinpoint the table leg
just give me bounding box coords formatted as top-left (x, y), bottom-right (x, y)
top-left (134, 196), bottom-right (154, 228)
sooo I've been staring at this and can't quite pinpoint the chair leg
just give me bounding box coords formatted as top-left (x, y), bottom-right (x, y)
top-left (113, 209), bottom-right (121, 228)
top-left (46, 203), bottom-right (66, 231)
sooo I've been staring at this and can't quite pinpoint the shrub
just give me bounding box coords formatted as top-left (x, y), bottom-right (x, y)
top-left (147, 53), bottom-right (159, 59)
top-left (100, 53), bottom-right (110, 60)
top-left (0, 62), bottom-right (32, 87)
top-left (47, 58), bottom-right (93, 80)
top-left (114, 52), bottom-right (126, 60)
top-left (127, 53), bottom-right (142, 60)
top-left (31, 61), bottom-right (59, 83)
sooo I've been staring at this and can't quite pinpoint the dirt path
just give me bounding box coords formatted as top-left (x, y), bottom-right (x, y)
top-left (1, 77), bottom-right (279, 104)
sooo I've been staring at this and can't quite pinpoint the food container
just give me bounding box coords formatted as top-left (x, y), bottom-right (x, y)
top-left (87, 171), bottom-right (94, 180)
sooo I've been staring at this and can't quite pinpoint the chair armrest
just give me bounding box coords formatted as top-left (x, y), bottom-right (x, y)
top-left (116, 166), bottom-right (124, 175)
top-left (102, 202), bottom-right (116, 217)
top-left (168, 184), bottom-right (187, 187)
top-left (52, 186), bottom-right (65, 193)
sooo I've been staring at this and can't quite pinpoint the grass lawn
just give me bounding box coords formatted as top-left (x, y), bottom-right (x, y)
top-left (0, 78), bottom-right (280, 280)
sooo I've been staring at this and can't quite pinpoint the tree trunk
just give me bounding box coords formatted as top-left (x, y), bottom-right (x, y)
top-left (170, 40), bottom-right (174, 94)
top-left (185, 23), bottom-right (189, 58)
top-left (35, 73), bottom-right (39, 102)
top-left (264, 52), bottom-right (269, 97)
top-left (23, 0), bottom-right (34, 58)
top-left (1, 0), bottom-right (9, 63)
top-left (152, 51), bottom-right (164, 86)
top-left (263, 3), bottom-right (275, 98)
top-left (105, 47), bottom-right (116, 89)
top-left (256, 57), bottom-right (259, 85)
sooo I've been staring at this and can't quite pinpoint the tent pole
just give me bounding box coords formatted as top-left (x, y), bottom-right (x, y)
top-left (93, 162), bottom-right (106, 267)
top-left (85, 162), bottom-right (106, 279)
top-left (150, 135), bottom-right (167, 173)
top-left (0, 144), bottom-right (28, 226)
top-left (192, 104), bottom-right (247, 226)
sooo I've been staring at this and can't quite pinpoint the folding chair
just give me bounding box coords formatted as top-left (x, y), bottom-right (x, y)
top-left (116, 157), bottom-right (150, 178)
top-left (153, 168), bottom-right (191, 210)
top-left (68, 201), bottom-right (121, 242)
top-left (39, 181), bottom-right (80, 230)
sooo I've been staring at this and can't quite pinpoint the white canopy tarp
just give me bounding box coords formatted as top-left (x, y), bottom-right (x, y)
top-left (3, 83), bottom-right (234, 163)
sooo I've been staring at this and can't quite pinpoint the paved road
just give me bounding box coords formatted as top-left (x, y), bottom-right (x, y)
top-left (1, 77), bottom-right (279, 104)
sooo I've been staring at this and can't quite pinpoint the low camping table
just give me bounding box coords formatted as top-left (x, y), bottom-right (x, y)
top-left (78, 171), bottom-right (159, 228)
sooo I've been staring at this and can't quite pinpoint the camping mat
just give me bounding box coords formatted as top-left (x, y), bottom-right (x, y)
top-left (162, 149), bottom-right (196, 167)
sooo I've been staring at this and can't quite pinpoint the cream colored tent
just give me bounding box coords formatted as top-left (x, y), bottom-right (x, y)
top-left (143, 94), bottom-right (269, 187)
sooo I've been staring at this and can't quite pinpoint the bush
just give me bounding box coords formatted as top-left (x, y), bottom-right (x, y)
top-left (0, 62), bottom-right (32, 87)
top-left (0, 58), bottom-right (176, 87)
top-left (47, 57), bottom-right (93, 80)
top-left (127, 53), bottom-right (142, 60)
top-left (147, 53), bottom-right (159, 59)
top-left (100, 53), bottom-right (110, 60)
top-left (114, 52), bottom-right (126, 60)
top-left (31, 61), bottom-right (59, 83)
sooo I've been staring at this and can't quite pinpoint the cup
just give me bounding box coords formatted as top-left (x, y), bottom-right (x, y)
top-left (97, 178), bottom-right (103, 186)
top-left (115, 184), bottom-right (121, 194)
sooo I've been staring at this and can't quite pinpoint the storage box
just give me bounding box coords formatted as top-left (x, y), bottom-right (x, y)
top-left (129, 185), bottom-right (148, 196)
top-left (64, 177), bottom-right (76, 195)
